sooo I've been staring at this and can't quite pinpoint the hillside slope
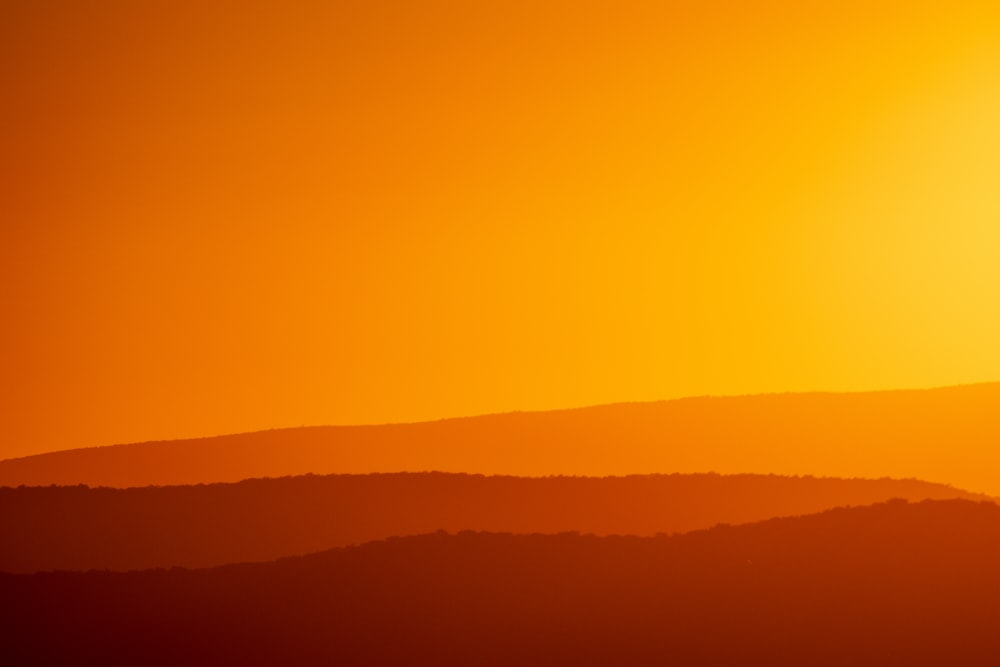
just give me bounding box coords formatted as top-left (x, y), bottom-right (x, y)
top-left (1, 472), bottom-right (986, 572)
top-left (2, 383), bottom-right (999, 491)
top-left (4, 499), bottom-right (1000, 666)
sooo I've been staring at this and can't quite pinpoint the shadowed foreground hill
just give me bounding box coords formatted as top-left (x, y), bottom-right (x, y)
top-left (1, 472), bottom-right (987, 572)
top-left (4, 499), bottom-right (1000, 666)
top-left (3, 383), bottom-right (1000, 492)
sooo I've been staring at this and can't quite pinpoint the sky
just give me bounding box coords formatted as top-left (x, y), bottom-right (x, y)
top-left (3, 0), bottom-right (1000, 458)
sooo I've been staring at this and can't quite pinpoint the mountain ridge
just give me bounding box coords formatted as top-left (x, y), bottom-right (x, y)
top-left (5, 498), bottom-right (1000, 666)
top-left (3, 382), bottom-right (1000, 491)
top-left (2, 471), bottom-right (989, 573)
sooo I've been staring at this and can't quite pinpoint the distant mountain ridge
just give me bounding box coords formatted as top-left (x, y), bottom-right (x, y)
top-left (5, 499), bottom-right (1000, 666)
top-left (1, 472), bottom-right (987, 573)
top-left (3, 383), bottom-right (1000, 491)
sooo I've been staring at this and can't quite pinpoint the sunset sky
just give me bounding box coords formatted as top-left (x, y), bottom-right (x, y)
top-left (3, 0), bottom-right (1000, 458)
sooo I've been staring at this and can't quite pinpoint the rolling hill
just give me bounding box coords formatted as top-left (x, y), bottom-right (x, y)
top-left (1, 472), bottom-right (986, 572)
top-left (2, 383), bottom-right (999, 492)
top-left (4, 499), bottom-right (1000, 665)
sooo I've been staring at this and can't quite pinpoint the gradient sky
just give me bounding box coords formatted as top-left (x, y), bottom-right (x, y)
top-left (3, 1), bottom-right (1000, 458)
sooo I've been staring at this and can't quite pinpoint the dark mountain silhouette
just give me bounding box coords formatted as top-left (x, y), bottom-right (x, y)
top-left (4, 499), bottom-right (1000, 666)
top-left (2, 383), bottom-right (999, 492)
top-left (1, 472), bottom-right (986, 573)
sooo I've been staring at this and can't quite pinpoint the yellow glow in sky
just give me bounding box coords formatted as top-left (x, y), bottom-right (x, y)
top-left (2, 0), bottom-right (1000, 457)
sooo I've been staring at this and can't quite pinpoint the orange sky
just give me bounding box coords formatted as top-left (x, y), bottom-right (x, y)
top-left (3, 1), bottom-right (1000, 458)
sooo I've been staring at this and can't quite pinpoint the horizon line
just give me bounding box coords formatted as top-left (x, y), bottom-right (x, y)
top-left (5, 380), bottom-right (999, 463)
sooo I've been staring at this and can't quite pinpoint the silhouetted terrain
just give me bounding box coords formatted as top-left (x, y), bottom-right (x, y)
top-left (2, 383), bottom-right (999, 492)
top-left (3, 499), bottom-right (1000, 666)
top-left (1, 472), bottom-right (986, 572)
